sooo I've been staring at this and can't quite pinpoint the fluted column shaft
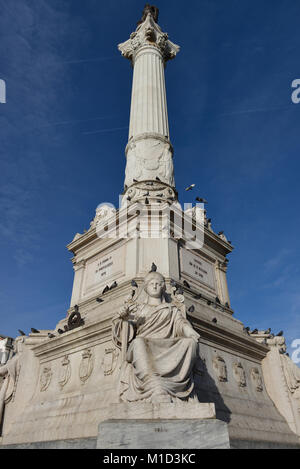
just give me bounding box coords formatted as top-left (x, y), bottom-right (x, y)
top-left (129, 46), bottom-right (169, 140)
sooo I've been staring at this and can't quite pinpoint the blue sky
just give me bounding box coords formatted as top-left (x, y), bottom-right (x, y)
top-left (0, 0), bottom-right (300, 357)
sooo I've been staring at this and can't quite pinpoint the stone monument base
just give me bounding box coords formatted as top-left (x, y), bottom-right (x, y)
top-left (97, 419), bottom-right (230, 449)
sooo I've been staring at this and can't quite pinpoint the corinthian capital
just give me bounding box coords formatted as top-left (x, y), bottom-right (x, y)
top-left (118, 11), bottom-right (180, 63)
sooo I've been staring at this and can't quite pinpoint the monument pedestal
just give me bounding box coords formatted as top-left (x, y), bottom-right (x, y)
top-left (97, 402), bottom-right (230, 449)
top-left (97, 419), bottom-right (230, 449)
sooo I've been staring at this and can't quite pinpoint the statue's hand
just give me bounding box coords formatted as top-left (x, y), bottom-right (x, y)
top-left (183, 324), bottom-right (200, 343)
top-left (118, 305), bottom-right (130, 320)
top-left (118, 303), bottom-right (137, 320)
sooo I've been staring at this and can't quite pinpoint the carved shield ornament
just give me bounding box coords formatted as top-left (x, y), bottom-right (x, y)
top-left (58, 355), bottom-right (71, 389)
top-left (101, 348), bottom-right (119, 376)
top-left (233, 362), bottom-right (247, 387)
top-left (251, 367), bottom-right (263, 392)
top-left (79, 349), bottom-right (93, 383)
top-left (40, 367), bottom-right (52, 392)
top-left (213, 355), bottom-right (227, 382)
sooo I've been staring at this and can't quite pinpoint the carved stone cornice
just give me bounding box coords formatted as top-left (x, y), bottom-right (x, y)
top-left (118, 13), bottom-right (179, 63)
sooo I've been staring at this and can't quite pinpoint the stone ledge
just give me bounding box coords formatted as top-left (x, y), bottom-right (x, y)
top-left (106, 402), bottom-right (216, 420)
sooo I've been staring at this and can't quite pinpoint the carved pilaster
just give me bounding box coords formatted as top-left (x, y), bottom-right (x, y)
top-left (215, 260), bottom-right (230, 307)
top-left (70, 259), bottom-right (86, 307)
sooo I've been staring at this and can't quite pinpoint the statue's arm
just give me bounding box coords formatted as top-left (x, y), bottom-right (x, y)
top-left (175, 312), bottom-right (200, 342)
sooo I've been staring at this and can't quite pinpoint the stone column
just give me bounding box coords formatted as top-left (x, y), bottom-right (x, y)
top-left (129, 46), bottom-right (169, 140)
top-left (119, 9), bottom-right (179, 204)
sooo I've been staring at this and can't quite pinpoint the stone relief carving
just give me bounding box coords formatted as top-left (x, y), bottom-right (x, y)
top-left (101, 348), bottom-right (119, 376)
top-left (90, 204), bottom-right (116, 229)
top-left (233, 362), bottom-right (247, 388)
top-left (112, 269), bottom-right (200, 403)
top-left (251, 367), bottom-right (263, 392)
top-left (125, 138), bottom-right (174, 188)
top-left (40, 366), bottom-right (52, 392)
top-left (58, 356), bottom-right (71, 389)
top-left (79, 349), bottom-right (93, 384)
top-left (212, 355), bottom-right (228, 382)
top-left (118, 10), bottom-right (179, 63)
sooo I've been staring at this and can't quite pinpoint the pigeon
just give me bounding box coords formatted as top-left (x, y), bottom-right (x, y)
top-left (150, 263), bottom-right (157, 272)
top-left (243, 326), bottom-right (250, 334)
top-left (183, 280), bottom-right (190, 289)
top-left (225, 302), bottom-right (230, 308)
top-left (145, 197), bottom-right (149, 205)
top-left (251, 329), bottom-right (258, 334)
top-left (57, 329), bottom-right (64, 335)
top-left (212, 318), bottom-right (218, 324)
top-left (264, 328), bottom-right (271, 334)
top-left (96, 297), bottom-right (104, 303)
top-left (48, 333), bottom-right (55, 339)
top-left (215, 296), bottom-right (221, 304)
top-left (18, 329), bottom-right (26, 336)
top-left (31, 328), bottom-right (40, 334)
top-left (207, 300), bottom-right (212, 306)
top-left (185, 184), bottom-right (195, 191)
top-left (196, 197), bottom-right (208, 204)
top-left (127, 196), bottom-right (132, 201)
top-left (131, 280), bottom-right (138, 288)
top-left (276, 330), bottom-right (284, 337)
top-left (228, 241), bottom-right (232, 245)
top-left (218, 231), bottom-right (224, 235)
top-left (102, 285), bottom-right (110, 294)
top-left (156, 176), bottom-right (161, 182)
top-left (110, 281), bottom-right (118, 290)
top-left (193, 294), bottom-right (202, 300)
top-left (188, 305), bottom-right (195, 313)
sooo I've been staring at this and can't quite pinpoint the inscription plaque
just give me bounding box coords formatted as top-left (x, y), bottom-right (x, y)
top-left (180, 249), bottom-right (215, 290)
top-left (84, 247), bottom-right (125, 294)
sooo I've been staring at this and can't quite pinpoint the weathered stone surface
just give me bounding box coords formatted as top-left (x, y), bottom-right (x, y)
top-left (0, 438), bottom-right (97, 450)
top-left (97, 419), bottom-right (230, 449)
top-left (107, 402), bottom-right (216, 420)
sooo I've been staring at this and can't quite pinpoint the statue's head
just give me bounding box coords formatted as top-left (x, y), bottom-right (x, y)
top-left (144, 271), bottom-right (166, 299)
